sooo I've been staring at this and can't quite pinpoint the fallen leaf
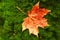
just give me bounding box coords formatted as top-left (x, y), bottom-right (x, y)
top-left (22, 2), bottom-right (51, 37)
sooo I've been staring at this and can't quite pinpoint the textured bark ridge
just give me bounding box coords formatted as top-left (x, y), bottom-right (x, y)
top-left (22, 2), bottom-right (50, 36)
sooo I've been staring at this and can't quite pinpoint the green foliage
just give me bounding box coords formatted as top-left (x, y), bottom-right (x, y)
top-left (0, 0), bottom-right (60, 40)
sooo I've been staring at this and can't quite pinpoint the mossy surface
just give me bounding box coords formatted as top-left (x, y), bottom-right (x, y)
top-left (0, 0), bottom-right (60, 40)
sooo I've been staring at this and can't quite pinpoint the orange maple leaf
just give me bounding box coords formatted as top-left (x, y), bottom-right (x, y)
top-left (22, 2), bottom-right (51, 37)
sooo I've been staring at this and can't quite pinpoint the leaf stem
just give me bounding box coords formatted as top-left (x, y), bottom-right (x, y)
top-left (16, 6), bottom-right (26, 14)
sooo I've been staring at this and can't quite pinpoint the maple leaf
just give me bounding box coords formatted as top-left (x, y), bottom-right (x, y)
top-left (22, 2), bottom-right (51, 37)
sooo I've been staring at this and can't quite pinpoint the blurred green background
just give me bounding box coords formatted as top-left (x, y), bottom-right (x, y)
top-left (0, 0), bottom-right (60, 40)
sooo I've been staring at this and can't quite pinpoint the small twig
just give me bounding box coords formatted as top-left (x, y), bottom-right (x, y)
top-left (16, 6), bottom-right (25, 14)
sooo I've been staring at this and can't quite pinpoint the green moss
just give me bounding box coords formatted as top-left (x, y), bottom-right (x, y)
top-left (0, 0), bottom-right (60, 40)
